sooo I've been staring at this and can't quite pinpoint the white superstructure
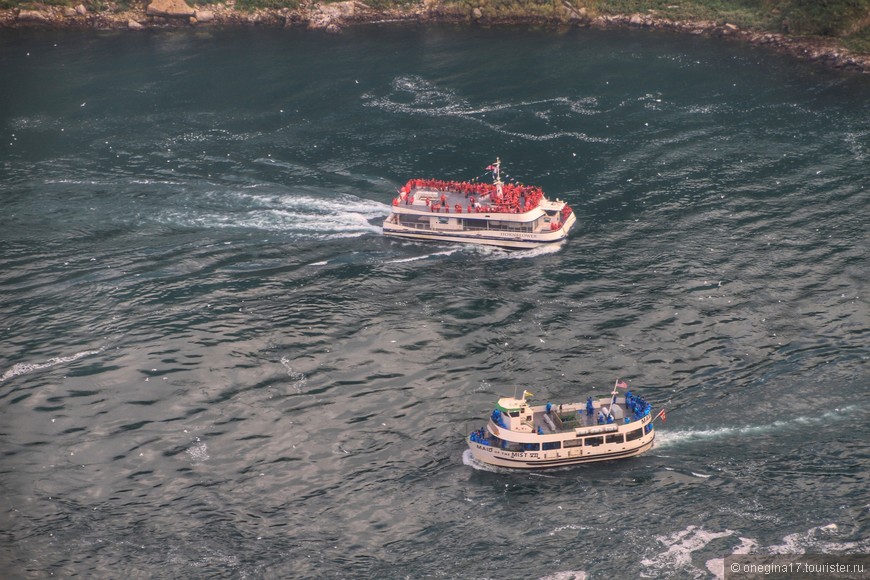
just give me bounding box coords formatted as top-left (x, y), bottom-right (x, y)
top-left (383, 158), bottom-right (576, 249)
top-left (467, 382), bottom-right (665, 469)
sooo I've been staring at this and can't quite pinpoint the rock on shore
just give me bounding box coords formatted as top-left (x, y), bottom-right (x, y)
top-left (146, 0), bottom-right (195, 18)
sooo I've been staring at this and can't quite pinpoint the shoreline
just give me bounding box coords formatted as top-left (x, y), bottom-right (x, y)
top-left (3, 1), bottom-right (869, 74)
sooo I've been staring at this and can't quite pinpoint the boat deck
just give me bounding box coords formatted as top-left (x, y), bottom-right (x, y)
top-left (397, 186), bottom-right (503, 215)
top-left (532, 403), bottom-right (631, 435)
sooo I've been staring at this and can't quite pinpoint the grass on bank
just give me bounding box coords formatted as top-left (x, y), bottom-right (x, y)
top-left (614, 0), bottom-right (870, 51)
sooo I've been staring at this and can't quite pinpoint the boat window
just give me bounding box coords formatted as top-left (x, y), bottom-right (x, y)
top-left (626, 428), bottom-right (643, 441)
top-left (562, 438), bottom-right (582, 448)
top-left (606, 434), bottom-right (624, 444)
top-left (584, 436), bottom-right (603, 447)
top-left (509, 411), bottom-right (520, 418)
top-left (542, 441), bottom-right (561, 451)
top-left (523, 443), bottom-right (540, 451)
top-left (501, 441), bottom-right (524, 452)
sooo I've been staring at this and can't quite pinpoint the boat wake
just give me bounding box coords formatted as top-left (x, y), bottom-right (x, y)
top-left (654, 405), bottom-right (859, 449)
top-left (160, 189), bottom-right (390, 240)
top-left (363, 75), bottom-right (609, 144)
top-left (482, 241), bottom-right (567, 261)
top-left (385, 247), bottom-right (465, 263)
top-left (383, 240), bottom-right (565, 264)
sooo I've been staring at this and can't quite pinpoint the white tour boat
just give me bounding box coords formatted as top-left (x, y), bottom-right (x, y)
top-left (467, 381), bottom-right (666, 469)
top-left (383, 158), bottom-right (576, 249)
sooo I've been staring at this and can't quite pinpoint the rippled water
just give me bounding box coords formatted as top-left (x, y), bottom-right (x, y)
top-left (1, 25), bottom-right (868, 578)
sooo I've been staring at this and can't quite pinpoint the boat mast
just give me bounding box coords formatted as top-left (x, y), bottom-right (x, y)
top-left (493, 157), bottom-right (503, 199)
top-left (607, 379), bottom-right (620, 419)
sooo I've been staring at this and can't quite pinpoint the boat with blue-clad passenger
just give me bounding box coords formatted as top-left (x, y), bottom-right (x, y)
top-left (467, 380), bottom-right (666, 469)
top-left (382, 158), bottom-right (576, 249)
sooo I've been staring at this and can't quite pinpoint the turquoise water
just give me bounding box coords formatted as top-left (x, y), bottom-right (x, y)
top-left (1, 25), bottom-right (868, 578)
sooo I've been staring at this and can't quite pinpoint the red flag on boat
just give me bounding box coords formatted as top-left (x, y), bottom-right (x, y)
top-left (486, 165), bottom-right (495, 170)
top-left (660, 409), bottom-right (667, 423)
top-left (616, 380), bottom-right (628, 389)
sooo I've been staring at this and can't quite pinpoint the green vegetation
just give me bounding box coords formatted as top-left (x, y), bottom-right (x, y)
top-left (2, 0), bottom-right (68, 8)
top-left (844, 25), bottom-right (870, 52)
top-left (2, 0), bottom-right (867, 57)
top-left (779, 0), bottom-right (869, 35)
top-left (442, 0), bottom-right (870, 51)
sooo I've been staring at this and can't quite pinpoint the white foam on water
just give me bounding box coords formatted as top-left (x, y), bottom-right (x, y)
top-left (652, 522), bottom-right (870, 580)
top-left (766, 522), bottom-right (870, 554)
top-left (539, 571), bottom-right (587, 580)
top-left (280, 357), bottom-right (308, 393)
top-left (461, 449), bottom-right (501, 472)
top-left (363, 75), bottom-right (610, 143)
top-left (654, 405), bottom-right (859, 449)
top-left (0, 347), bottom-right (105, 382)
top-left (385, 247), bottom-right (464, 263)
top-left (548, 523), bottom-right (589, 536)
top-left (186, 440), bottom-right (209, 464)
top-left (705, 537), bottom-right (758, 579)
top-left (641, 525), bottom-right (735, 577)
top-left (486, 241), bottom-right (567, 261)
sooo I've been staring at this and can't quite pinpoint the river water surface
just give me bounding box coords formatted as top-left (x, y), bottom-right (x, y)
top-left (0, 24), bottom-right (868, 578)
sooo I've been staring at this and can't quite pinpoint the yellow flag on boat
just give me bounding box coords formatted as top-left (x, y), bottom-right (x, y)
top-left (522, 390), bottom-right (533, 399)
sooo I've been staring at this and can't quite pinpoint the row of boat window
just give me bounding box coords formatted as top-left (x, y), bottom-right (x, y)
top-left (403, 215), bottom-right (537, 232)
top-left (498, 427), bottom-right (647, 452)
top-left (458, 220), bottom-right (533, 232)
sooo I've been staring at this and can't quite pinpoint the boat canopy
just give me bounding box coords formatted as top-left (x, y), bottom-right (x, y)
top-left (495, 397), bottom-right (525, 413)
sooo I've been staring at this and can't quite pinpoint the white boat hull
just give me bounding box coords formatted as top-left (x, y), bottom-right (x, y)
top-left (468, 431), bottom-right (655, 469)
top-left (384, 212), bottom-right (576, 250)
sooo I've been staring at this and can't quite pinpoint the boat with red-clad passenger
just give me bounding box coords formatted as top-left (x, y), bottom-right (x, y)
top-left (467, 380), bottom-right (666, 469)
top-left (383, 158), bottom-right (576, 249)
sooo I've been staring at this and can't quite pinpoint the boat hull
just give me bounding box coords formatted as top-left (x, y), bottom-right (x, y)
top-left (468, 431), bottom-right (655, 469)
top-left (468, 430), bottom-right (655, 469)
top-left (384, 212), bottom-right (576, 249)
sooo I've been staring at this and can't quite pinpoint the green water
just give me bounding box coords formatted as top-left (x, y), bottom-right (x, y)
top-left (1, 24), bottom-right (868, 578)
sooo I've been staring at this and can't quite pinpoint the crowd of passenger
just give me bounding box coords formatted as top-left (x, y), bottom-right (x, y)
top-left (468, 428), bottom-right (492, 446)
top-left (584, 391), bottom-right (653, 425)
top-left (625, 391), bottom-right (652, 419)
top-left (392, 178), bottom-right (550, 215)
